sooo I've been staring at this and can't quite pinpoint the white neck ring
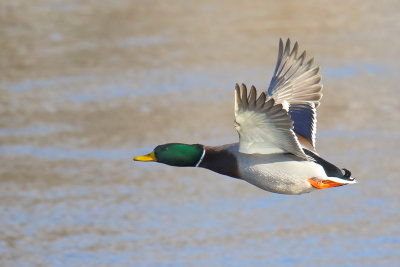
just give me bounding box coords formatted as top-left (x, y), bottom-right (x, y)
top-left (195, 147), bottom-right (206, 167)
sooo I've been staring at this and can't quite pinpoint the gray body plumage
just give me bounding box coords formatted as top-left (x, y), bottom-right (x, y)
top-left (215, 143), bottom-right (326, 194)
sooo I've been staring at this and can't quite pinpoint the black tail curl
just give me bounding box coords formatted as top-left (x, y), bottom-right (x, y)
top-left (304, 149), bottom-right (354, 180)
top-left (342, 168), bottom-right (352, 180)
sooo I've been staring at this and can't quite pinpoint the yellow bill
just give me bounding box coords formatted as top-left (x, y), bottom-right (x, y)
top-left (133, 151), bottom-right (157, 162)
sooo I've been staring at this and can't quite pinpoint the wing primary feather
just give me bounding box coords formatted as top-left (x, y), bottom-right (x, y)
top-left (235, 83), bottom-right (242, 111)
top-left (263, 98), bottom-right (274, 110)
top-left (284, 39), bottom-right (290, 57)
top-left (241, 84), bottom-right (248, 107)
top-left (256, 92), bottom-right (266, 109)
top-left (305, 57), bottom-right (314, 68)
top-left (269, 104), bottom-right (284, 115)
top-left (290, 41), bottom-right (298, 58)
top-left (273, 38), bottom-right (284, 76)
top-left (248, 86), bottom-right (257, 109)
top-left (298, 50), bottom-right (306, 64)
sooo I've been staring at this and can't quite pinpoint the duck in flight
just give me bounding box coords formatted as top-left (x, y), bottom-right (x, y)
top-left (134, 38), bottom-right (356, 195)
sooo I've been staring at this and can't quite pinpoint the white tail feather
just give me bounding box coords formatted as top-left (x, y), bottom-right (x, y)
top-left (327, 177), bottom-right (358, 184)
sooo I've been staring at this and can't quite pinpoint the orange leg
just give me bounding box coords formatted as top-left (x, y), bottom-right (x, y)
top-left (308, 178), bottom-right (345, 189)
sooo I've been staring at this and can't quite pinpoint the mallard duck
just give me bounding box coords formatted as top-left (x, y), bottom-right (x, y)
top-left (134, 38), bottom-right (356, 195)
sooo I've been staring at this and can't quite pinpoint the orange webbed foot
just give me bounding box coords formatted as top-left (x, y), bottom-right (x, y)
top-left (308, 178), bottom-right (346, 189)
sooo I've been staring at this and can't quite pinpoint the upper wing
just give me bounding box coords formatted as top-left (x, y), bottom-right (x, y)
top-left (234, 84), bottom-right (308, 159)
top-left (267, 38), bottom-right (322, 149)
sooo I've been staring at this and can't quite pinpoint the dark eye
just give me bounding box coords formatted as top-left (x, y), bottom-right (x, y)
top-left (161, 147), bottom-right (168, 151)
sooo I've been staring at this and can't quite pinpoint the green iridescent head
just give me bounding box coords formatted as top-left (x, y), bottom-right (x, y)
top-left (134, 143), bottom-right (204, 167)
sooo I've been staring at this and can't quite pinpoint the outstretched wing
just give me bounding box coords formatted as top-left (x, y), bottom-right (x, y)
top-left (234, 84), bottom-right (308, 159)
top-left (267, 38), bottom-right (322, 149)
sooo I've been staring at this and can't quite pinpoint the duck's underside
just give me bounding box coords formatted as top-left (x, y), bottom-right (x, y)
top-left (238, 149), bottom-right (355, 194)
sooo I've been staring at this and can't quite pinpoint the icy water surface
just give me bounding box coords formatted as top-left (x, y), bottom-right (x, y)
top-left (1, 0), bottom-right (400, 266)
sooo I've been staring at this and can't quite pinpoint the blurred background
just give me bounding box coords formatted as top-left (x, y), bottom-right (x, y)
top-left (1, 0), bottom-right (399, 266)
